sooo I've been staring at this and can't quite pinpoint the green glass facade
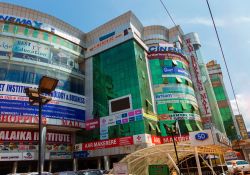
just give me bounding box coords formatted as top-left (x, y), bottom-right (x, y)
top-left (93, 39), bottom-right (152, 117)
top-left (91, 39), bottom-right (154, 139)
top-left (148, 52), bottom-right (203, 136)
top-left (207, 61), bottom-right (238, 140)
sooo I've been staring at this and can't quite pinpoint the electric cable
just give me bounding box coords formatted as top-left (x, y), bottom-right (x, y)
top-left (205, 0), bottom-right (241, 115)
top-left (159, 0), bottom-right (177, 27)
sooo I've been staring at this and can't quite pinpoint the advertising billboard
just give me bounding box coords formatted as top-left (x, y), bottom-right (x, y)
top-left (0, 81), bottom-right (85, 122)
top-left (12, 39), bottom-right (50, 63)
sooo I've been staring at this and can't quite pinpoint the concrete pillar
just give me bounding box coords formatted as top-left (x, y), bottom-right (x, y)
top-left (104, 155), bottom-right (110, 171)
top-left (194, 147), bottom-right (202, 175)
top-left (73, 158), bottom-right (78, 171)
top-left (97, 157), bottom-right (102, 169)
top-left (48, 160), bottom-right (52, 173)
top-left (12, 161), bottom-right (18, 174)
top-left (41, 126), bottom-right (47, 172)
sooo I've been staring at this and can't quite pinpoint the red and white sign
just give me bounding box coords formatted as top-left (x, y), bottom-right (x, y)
top-left (133, 134), bottom-right (152, 145)
top-left (85, 119), bottom-right (100, 130)
top-left (82, 136), bottom-right (133, 150)
top-left (0, 114), bottom-right (47, 124)
top-left (185, 38), bottom-right (212, 126)
top-left (113, 163), bottom-right (129, 175)
top-left (22, 152), bottom-right (36, 160)
top-left (0, 130), bottom-right (71, 143)
top-left (162, 134), bottom-right (189, 143)
top-left (151, 135), bottom-right (162, 145)
top-left (0, 115), bottom-right (84, 128)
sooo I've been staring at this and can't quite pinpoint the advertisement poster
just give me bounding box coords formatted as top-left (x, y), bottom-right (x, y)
top-left (0, 81), bottom-right (85, 122)
top-left (12, 39), bottom-right (50, 63)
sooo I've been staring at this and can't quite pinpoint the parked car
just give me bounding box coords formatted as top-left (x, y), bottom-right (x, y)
top-left (226, 160), bottom-right (250, 174)
top-left (76, 169), bottom-right (103, 175)
top-left (27, 172), bottom-right (52, 175)
top-left (53, 171), bottom-right (77, 175)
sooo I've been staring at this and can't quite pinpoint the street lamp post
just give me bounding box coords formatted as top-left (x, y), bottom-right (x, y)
top-left (164, 123), bottom-right (180, 174)
top-left (25, 76), bottom-right (58, 175)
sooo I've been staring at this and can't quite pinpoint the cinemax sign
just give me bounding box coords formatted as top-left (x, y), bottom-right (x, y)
top-left (0, 14), bottom-right (43, 29)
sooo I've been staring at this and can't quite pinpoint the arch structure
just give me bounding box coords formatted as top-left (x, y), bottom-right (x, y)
top-left (109, 142), bottom-right (229, 175)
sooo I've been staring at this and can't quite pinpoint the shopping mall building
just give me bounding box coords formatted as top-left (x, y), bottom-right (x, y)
top-left (0, 2), bottom-right (238, 173)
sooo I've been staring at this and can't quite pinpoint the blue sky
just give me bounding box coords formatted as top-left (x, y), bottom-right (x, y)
top-left (2, 0), bottom-right (250, 130)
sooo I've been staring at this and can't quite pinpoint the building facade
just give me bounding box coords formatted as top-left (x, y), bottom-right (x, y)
top-left (206, 60), bottom-right (240, 140)
top-left (0, 2), bottom-right (230, 173)
top-left (0, 2), bottom-right (86, 173)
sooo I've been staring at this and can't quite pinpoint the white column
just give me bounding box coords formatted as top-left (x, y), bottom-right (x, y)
top-left (194, 147), bottom-right (202, 175)
top-left (12, 161), bottom-right (18, 174)
top-left (41, 126), bottom-right (47, 172)
top-left (97, 157), bottom-right (102, 169)
top-left (73, 158), bottom-right (78, 171)
top-left (48, 160), bottom-right (52, 173)
top-left (104, 155), bottom-right (110, 171)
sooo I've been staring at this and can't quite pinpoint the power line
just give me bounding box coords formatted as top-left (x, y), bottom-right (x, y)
top-left (159, 0), bottom-right (177, 27)
top-left (205, 0), bottom-right (241, 115)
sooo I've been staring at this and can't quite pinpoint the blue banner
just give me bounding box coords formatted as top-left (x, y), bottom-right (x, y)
top-left (162, 66), bottom-right (190, 77)
top-left (73, 151), bottom-right (89, 158)
top-left (0, 99), bottom-right (85, 121)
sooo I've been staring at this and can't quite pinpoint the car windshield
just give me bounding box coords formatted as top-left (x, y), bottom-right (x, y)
top-left (237, 160), bottom-right (249, 165)
top-left (226, 162), bottom-right (232, 165)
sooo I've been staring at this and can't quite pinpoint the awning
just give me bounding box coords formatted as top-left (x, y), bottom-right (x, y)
top-left (108, 143), bottom-right (228, 175)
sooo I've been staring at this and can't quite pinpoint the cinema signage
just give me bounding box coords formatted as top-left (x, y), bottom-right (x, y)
top-left (0, 14), bottom-right (43, 28)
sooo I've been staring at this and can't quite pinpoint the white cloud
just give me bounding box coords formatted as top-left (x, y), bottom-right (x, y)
top-left (230, 93), bottom-right (250, 130)
top-left (179, 17), bottom-right (226, 27)
top-left (234, 16), bottom-right (250, 23)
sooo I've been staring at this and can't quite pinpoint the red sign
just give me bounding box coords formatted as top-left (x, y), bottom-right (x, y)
top-left (151, 136), bottom-right (162, 145)
top-left (82, 136), bottom-right (133, 150)
top-left (85, 119), bottom-right (100, 130)
top-left (162, 135), bottom-right (189, 143)
top-left (0, 130), bottom-right (71, 143)
top-left (0, 115), bottom-right (47, 124)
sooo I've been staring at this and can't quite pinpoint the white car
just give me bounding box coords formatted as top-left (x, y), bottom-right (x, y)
top-left (226, 160), bottom-right (250, 174)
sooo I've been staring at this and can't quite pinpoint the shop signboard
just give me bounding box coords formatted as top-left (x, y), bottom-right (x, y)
top-left (87, 27), bottom-right (132, 53)
top-left (148, 165), bottom-right (170, 175)
top-left (0, 130), bottom-right (71, 143)
top-left (0, 81), bottom-right (85, 122)
top-left (162, 135), bottom-right (189, 143)
top-left (99, 109), bottom-right (143, 140)
top-left (50, 152), bottom-right (72, 160)
top-left (189, 130), bottom-right (214, 146)
top-left (22, 152), bottom-right (36, 160)
top-left (162, 67), bottom-right (190, 77)
top-left (85, 119), bottom-right (99, 130)
top-left (82, 136), bottom-right (133, 151)
top-left (73, 151), bottom-right (89, 158)
top-left (113, 163), bottom-right (128, 175)
top-left (185, 38), bottom-right (212, 128)
top-left (155, 93), bottom-right (197, 103)
top-left (151, 135), bottom-right (162, 145)
top-left (0, 36), bottom-right (13, 58)
top-left (133, 134), bottom-right (152, 145)
top-left (0, 152), bottom-right (22, 161)
top-left (12, 39), bottom-right (50, 63)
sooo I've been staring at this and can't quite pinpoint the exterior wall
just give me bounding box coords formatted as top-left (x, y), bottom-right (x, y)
top-left (0, 3), bottom-right (85, 165)
top-left (235, 114), bottom-right (248, 139)
top-left (206, 60), bottom-right (240, 140)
